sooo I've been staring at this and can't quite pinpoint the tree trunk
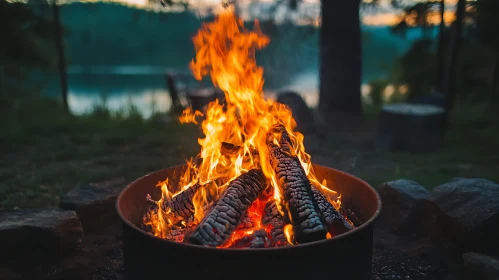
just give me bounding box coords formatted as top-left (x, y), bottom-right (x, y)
top-left (436, 0), bottom-right (445, 91)
top-left (491, 50), bottom-right (499, 105)
top-left (442, 0), bottom-right (465, 112)
top-left (318, 0), bottom-right (363, 120)
top-left (52, 2), bottom-right (69, 113)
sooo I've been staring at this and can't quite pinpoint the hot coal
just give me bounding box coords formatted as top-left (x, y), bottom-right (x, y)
top-left (237, 212), bottom-right (255, 230)
top-left (188, 169), bottom-right (267, 247)
top-left (261, 200), bottom-right (288, 246)
top-left (228, 229), bottom-right (271, 248)
top-left (267, 125), bottom-right (326, 243)
top-left (311, 186), bottom-right (353, 236)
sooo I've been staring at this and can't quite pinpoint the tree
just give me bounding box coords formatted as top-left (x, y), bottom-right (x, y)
top-left (223, 0), bottom-right (366, 121)
top-left (52, 1), bottom-right (69, 113)
top-left (471, 0), bottom-right (499, 104)
top-left (390, 0), bottom-right (447, 92)
top-left (436, 0), bottom-right (446, 91)
top-left (0, 1), bottom-right (56, 96)
top-left (318, 0), bottom-right (363, 120)
top-left (442, 0), bottom-right (466, 111)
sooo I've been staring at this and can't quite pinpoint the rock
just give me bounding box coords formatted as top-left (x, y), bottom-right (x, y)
top-left (463, 252), bottom-right (499, 280)
top-left (377, 180), bottom-right (430, 232)
top-left (397, 199), bottom-right (464, 241)
top-left (429, 178), bottom-right (499, 253)
top-left (60, 178), bottom-right (124, 232)
top-left (0, 209), bottom-right (83, 264)
top-left (276, 91), bottom-right (314, 133)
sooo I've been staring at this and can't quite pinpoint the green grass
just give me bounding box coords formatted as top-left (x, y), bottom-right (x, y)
top-left (0, 96), bottom-right (200, 209)
top-left (349, 98), bottom-right (499, 189)
top-left (0, 96), bottom-right (498, 209)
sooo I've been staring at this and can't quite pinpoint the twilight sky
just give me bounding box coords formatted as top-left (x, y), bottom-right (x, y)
top-left (9, 0), bottom-right (458, 26)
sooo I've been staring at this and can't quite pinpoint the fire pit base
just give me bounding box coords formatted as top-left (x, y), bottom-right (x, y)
top-left (117, 164), bottom-right (381, 280)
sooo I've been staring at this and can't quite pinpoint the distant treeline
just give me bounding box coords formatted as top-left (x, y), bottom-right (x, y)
top-left (57, 2), bottom-right (431, 88)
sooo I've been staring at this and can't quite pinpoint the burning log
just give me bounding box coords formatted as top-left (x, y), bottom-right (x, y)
top-left (169, 184), bottom-right (202, 222)
top-left (188, 169), bottom-right (267, 247)
top-left (311, 187), bottom-right (353, 236)
top-left (267, 125), bottom-right (326, 243)
top-left (229, 229), bottom-right (271, 248)
top-left (145, 184), bottom-right (203, 224)
top-left (343, 208), bottom-right (363, 227)
top-left (261, 200), bottom-right (288, 246)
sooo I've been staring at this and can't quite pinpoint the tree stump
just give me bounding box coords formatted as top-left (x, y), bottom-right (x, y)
top-left (375, 103), bottom-right (445, 152)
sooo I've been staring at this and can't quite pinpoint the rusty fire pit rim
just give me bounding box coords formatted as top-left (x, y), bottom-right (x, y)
top-left (116, 164), bottom-right (382, 251)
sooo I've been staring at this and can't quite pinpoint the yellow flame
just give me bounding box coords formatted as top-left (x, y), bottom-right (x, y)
top-left (283, 224), bottom-right (295, 244)
top-left (144, 7), bottom-right (343, 243)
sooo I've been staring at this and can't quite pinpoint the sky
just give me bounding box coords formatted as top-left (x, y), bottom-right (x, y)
top-left (8, 0), bottom-right (458, 26)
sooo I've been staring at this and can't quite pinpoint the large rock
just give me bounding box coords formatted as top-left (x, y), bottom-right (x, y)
top-left (60, 178), bottom-right (124, 232)
top-left (377, 179), bottom-right (430, 232)
top-left (430, 178), bottom-right (499, 254)
top-left (276, 91), bottom-right (314, 133)
top-left (0, 209), bottom-right (83, 264)
top-left (463, 252), bottom-right (499, 280)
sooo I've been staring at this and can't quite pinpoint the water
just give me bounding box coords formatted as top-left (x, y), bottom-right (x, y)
top-left (51, 66), bottom-right (323, 118)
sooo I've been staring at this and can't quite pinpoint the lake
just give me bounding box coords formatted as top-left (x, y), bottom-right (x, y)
top-left (51, 66), bottom-right (326, 118)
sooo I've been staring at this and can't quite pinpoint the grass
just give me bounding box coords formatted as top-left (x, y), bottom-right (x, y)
top-left (348, 99), bottom-right (499, 189)
top-left (0, 96), bottom-right (498, 209)
top-left (0, 96), bottom-right (200, 209)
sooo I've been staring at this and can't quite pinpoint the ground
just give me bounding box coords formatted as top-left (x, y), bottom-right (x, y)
top-left (1, 96), bottom-right (498, 209)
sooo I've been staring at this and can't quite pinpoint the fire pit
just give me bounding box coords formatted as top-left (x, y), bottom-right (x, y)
top-left (117, 165), bottom-right (380, 280)
top-left (116, 7), bottom-right (381, 279)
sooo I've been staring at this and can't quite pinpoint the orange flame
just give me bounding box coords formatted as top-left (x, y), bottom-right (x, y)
top-left (144, 7), bottom-right (342, 245)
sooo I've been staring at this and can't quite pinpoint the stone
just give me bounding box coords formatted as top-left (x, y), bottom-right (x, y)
top-left (60, 178), bottom-right (124, 232)
top-left (0, 209), bottom-right (83, 265)
top-left (377, 179), bottom-right (430, 232)
top-left (463, 252), bottom-right (499, 280)
top-left (276, 91), bottom-right (314, 133)
top-left (429, 178), bottom-right (499, 254)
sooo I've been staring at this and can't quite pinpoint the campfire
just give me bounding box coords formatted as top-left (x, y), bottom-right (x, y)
top-left (142, 8), bottom-right (361, 248)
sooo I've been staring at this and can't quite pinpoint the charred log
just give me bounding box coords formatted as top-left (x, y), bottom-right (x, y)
top-left (267, 125), bottom-right (326, 243)
top-left (229, 229), bottom-right (271, 248)
top-left (311, 187), bottom-right (353, 236)
top-left (168, 184), bottom-right (202, 222)
top-left (261, 200), bottom-right (288, 246)
top-left (167, 228), bottom-right (187, 243)
top-left (145, 184), bottom-right (203, 224)
top-left (188, 169), bottom-right (267, 247)
top-left (343, 208), bottom-right (363, 227)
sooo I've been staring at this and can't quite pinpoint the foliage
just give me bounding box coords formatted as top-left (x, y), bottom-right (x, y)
top-left (0, 1), bottom-right (57, 96)
top-left (391, 38), bottom-right (437, 97)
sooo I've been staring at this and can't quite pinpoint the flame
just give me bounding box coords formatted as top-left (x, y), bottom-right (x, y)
top-left (144, 7), bottom-right (343, 245)
top-left (283, 224), bottom-right (294, 244)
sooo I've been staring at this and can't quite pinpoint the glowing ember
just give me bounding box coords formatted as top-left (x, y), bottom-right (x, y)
top-left (143, 6), bottom-right (355, 248)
